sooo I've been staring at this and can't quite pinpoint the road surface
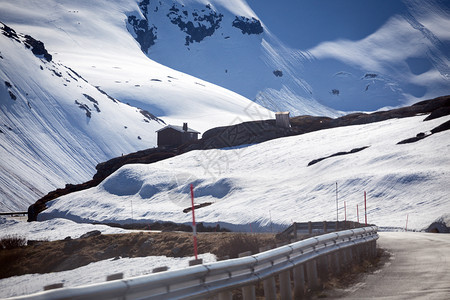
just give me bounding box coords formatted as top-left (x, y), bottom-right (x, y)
top-left (333, 232), bottom-right (450, 299)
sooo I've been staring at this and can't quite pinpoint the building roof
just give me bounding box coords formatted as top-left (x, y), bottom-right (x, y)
top-left (156, 125), bottom-right (200, 134)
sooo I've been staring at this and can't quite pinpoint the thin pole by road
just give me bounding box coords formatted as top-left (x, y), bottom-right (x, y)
top-left (332, 232), bottom-right (450, 299)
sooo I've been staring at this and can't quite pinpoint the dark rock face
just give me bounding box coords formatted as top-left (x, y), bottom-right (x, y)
top-left (1, 22), bottom-right (52, 62)
top-left (273, 70), bottom-right (283, 77)
top-left (24, 35), bottom-right (52, 62)
top-left (232, 16), bottom-right (263, 35)
top-left (139, 108), bottom-right (164, 124)
top-left (127, 15), bottom-right (157, 53)
top-left (308, 146), bottom-right (369, 166)
top-left (200, 119), bottom-right (284, 149)
top-left (167, 4), bottom-right (223, 45)
top-left (1, 22), bottom-right (20, 41)
top-left (8, 91), bottom-right (17, 100)
top-left (397, 119), bottom-right (450, 144)
top-left (75, 100), bottom-right (92, 118)
top-left (363, 73), bottom-right (378, 79)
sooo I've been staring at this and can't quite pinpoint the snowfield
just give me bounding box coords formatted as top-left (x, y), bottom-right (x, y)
top-left (39, 114), bottom-right (450, 232)
top-left (1, 0), bottom-right (449, 211)
top-left (0, 217), bottom-right (138, 242)
top-left (0, 254), bottom-right (216, 298)
top-left (0, 0), bottom-right (449, 296)
top-left (0, 0), bottom-right (274, 211)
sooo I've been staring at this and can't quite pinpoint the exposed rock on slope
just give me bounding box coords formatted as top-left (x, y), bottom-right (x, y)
top-left (28, 95), bottom-right (449, 221)
top-left (1, 22), bottom-right (52, 62)
top-left (193, 95), bottom-right (450, 150)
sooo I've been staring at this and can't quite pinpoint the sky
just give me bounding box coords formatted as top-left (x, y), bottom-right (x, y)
top-left (249, 0), bottom-right (407, 49)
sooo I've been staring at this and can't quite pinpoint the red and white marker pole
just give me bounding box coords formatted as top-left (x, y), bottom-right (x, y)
top-left (190, 184), bottom-right (198, 260)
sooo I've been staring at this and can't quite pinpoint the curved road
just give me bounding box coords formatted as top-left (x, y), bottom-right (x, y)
top-left (335, 232), bottom-right (450, 299)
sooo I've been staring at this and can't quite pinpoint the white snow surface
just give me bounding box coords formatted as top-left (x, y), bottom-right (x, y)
top-left (0, 249), bottom-right (216, 298)
top-left (1, 0), bottom-right (448, 211)
top-left (0, 0), bottom-right (274, 211)
top-left (0, 217), bottom-right (136, 241)
top-left (0, 216), bottom-right (216, 298)
top-left (40, 114), bottom-right (450, 232)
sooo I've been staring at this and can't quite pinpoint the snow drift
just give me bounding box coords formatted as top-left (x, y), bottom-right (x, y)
top-left (40, 112), bottom-right (450, 232)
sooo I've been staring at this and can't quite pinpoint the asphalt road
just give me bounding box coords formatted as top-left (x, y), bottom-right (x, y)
top-left (333, 232), bottom-right (450, 299)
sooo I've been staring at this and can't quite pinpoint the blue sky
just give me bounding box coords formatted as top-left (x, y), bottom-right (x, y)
top-left (249, 0), bottom-right (407, 49)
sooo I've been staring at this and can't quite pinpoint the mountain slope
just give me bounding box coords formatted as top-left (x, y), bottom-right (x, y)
top-left (1, 0), bottom-right (448, 212)
top-left (0, 23), bottom-right (165, 211)
top-left (0, 0), bottom-right (275, 131)
top-left (128, 0), bottom-right (450, 112)
top-left (0, 0), bottom-right (275, 211)
top-left (39, 110), bottom-right (450, 231)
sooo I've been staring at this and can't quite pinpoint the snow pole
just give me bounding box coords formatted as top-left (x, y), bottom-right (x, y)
top-left (344, 201), bottom-right (347, 223)
top-left (190, 184), bottom-right (198, 260)
top-left (405, 214), bottom-right (409, 232)
top-left (357, 204), bottom-right (359, 224)
top-left (364, 191), bottom-right (367, 225)
top-left (336, 182), bottom-right (339, 229)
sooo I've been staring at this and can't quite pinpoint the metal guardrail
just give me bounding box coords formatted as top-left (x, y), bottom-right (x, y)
top-left (9, 226), bottom-right (378, 300)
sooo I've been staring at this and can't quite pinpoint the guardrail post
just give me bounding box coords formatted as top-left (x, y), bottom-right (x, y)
top-left (371, 240), bottom-right (377, 258)
top-left (293, 264), bottom-right (305, 299)
top-left (317, 255), bottom-right (329, 282)
top-left (218, 291), bottom-right (232, 300)
top-left (323, 221), bottom-right (327, 233)
top-left (279, 270), bottom-right (292, 299)
top-left (306, 259), bottom-right (320, 291)
top-left (358, 244), bottom-right (364, 262)
top-left (339, 248), bottom-right (347, 271)
top-left (344, 248), bottom-right (352, 269)
top-left (263, 276), bottom-right (276, 299)
top-left (239, 251), bottom-right (256, 300)
top-left (242, 286), bottom-right (256, 300)
top-left (326, 253), bottom-right (335, 276)
top-left (333, 251), bottom-right (341, 275)
top-left (349, 247), bottom-right (355, 266)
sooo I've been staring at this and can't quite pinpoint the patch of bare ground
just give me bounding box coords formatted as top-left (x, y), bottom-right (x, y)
top-left (0, 232), bottom-right (277, 279)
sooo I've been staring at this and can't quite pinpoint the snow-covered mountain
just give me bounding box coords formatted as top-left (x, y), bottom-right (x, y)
top-left (127, 0), bottom-right (450, 112)
top-left (39, 112), bottom-right (450, 232)
top-left (0, 0), bottom-right (274, 211)
top-left (0, 0), bottom-right (448, 212)
top-left (0, 22), bottom-right (163, 211)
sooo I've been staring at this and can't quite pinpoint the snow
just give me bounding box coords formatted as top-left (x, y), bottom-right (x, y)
top-left (0, 216), bottom-right (216, 298)
top-left (0, 0), bottom-right (275, 211)
top-left (39, 114), bottom-right (450, 232)
top-left (1, 0), bottom-right (448, 210)
top-left (0, 250), bottom-right (216, 298)
top-left (0, 0), bottom-right (448, 297)
top-left (0, 217), bottom-right (137, 241)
